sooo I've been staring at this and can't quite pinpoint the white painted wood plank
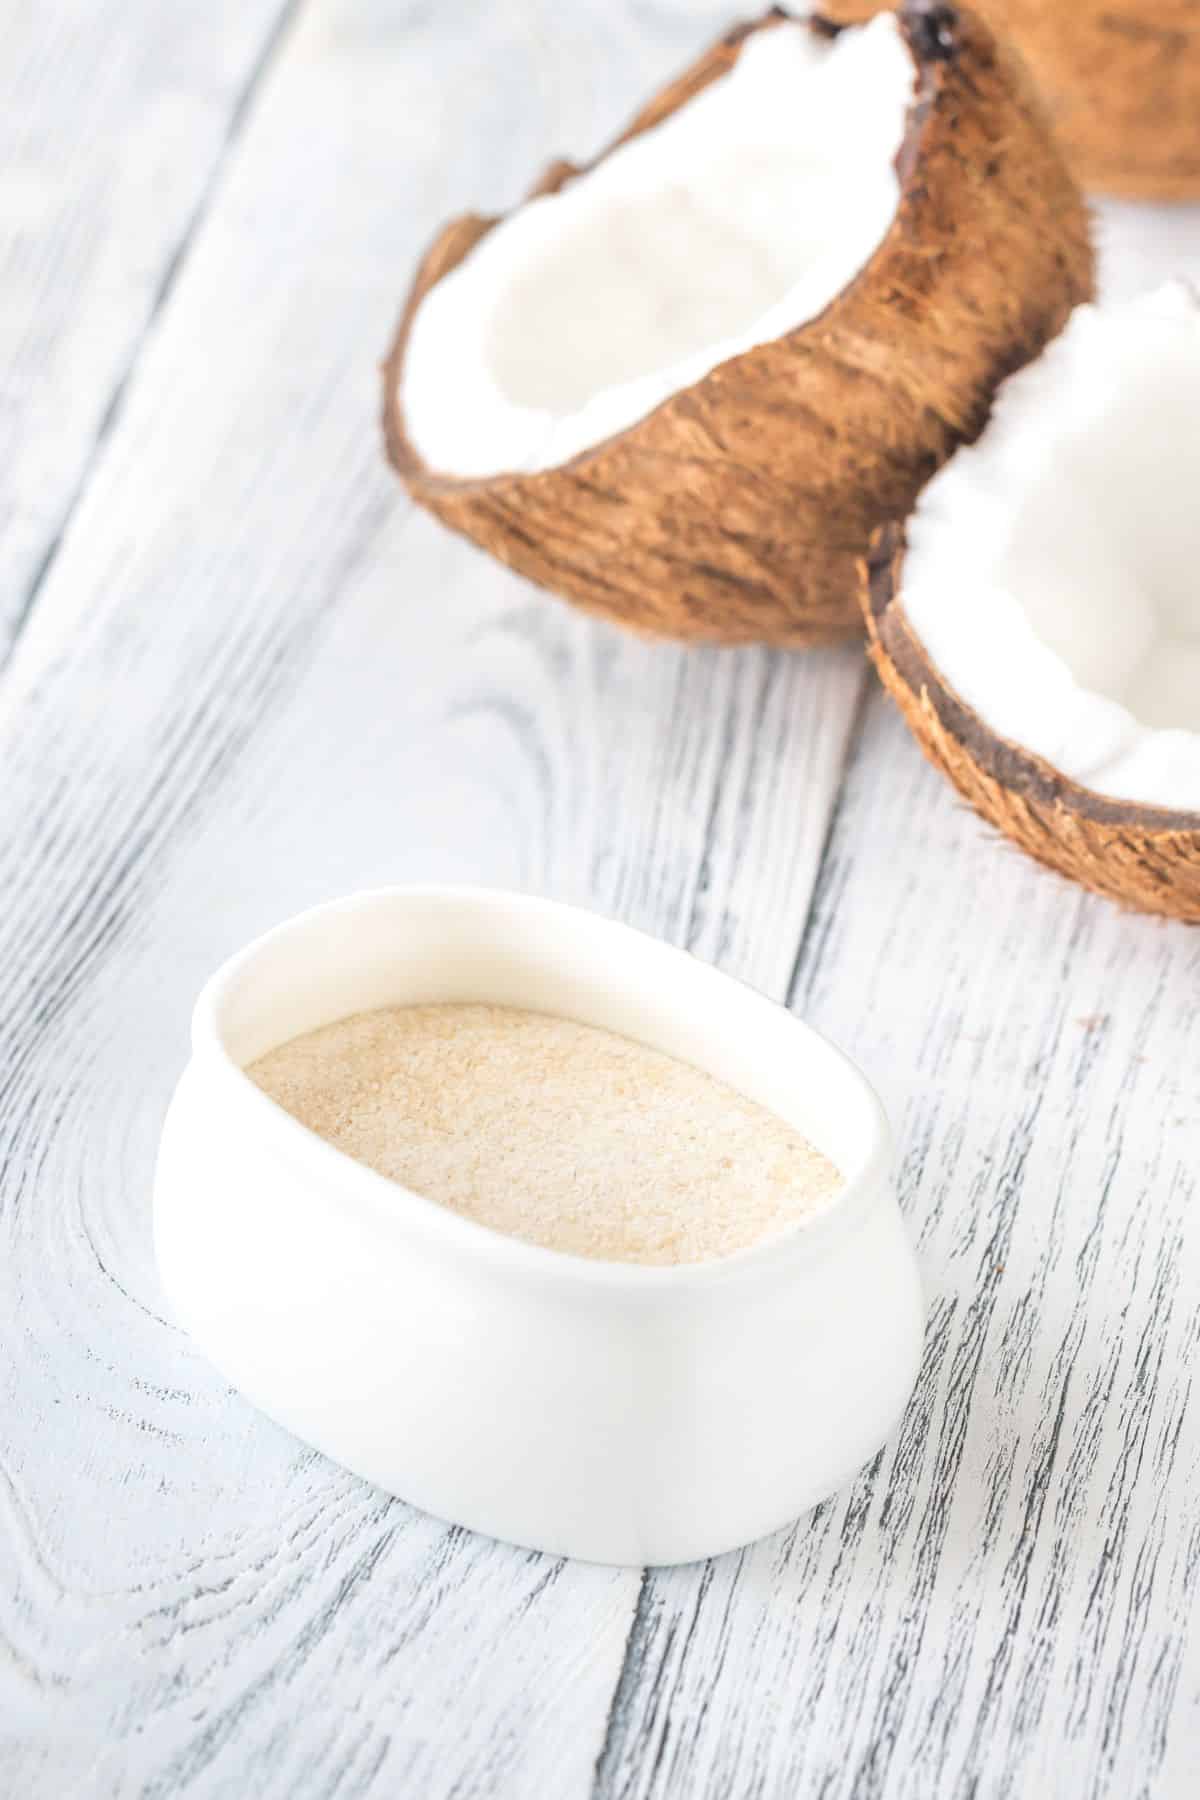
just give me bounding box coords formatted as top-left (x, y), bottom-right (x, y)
top-left (596, 701), bottom-right (1200, 1800)
top-left (0, 1), bottom-right (865, 1792)
top-left (8, 7), bottom-right (1196, 1793)
top-left (0, 0), bottom-right (295, 661)
top-left (592, 222), bottom-right (1200, 1800)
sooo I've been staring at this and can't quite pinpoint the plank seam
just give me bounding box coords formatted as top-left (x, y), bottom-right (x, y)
top-left (591, 1569), bottom-right (653, 1798)
top-left (784, 663), bottom-right (873, 1015)
top-left (3, 0), bottom-right (308, 661)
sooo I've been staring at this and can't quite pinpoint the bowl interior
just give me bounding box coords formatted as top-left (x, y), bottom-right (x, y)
top-left (201, 886), bottom-right (886, 1190)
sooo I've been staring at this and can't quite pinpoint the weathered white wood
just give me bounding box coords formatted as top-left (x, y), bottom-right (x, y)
top-left (591, 217), bottom-right (1200, 1798)
top-left (5, 0), bottom-right (1200, 1790)
top-left (595, 693), bottom-right (1200, 1799)
top-left (0, 0), bottom-right (295, 661)
top-left (0, 2), bottom-right (864, 1793)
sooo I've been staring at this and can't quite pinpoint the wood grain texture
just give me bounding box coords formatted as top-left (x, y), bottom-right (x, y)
top-left (596, 695), bottom-right (1200, 1800)
top-left (0, 0), bottom-right (863, 1792)
top-left (588, 205), bottom-right (1200, 1800)
top-left (0, 0), bottom-right (295, 661)
top-left (2, 0), bottom-right (1199, 1793)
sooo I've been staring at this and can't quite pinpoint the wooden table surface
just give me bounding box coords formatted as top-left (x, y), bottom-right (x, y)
top-left (3, 4), bottom-right (1200, 1795)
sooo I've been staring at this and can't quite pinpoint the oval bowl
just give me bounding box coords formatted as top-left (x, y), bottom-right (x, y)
top-left (155, 885), bottom-right (923, 1566)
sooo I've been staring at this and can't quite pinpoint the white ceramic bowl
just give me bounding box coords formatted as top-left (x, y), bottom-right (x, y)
top-left (155, 886), bottom-right (923, 1566)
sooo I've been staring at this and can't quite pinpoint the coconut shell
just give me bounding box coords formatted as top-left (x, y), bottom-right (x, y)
top-left (829, 0), bottom-right (1200, 200)
top-left (864, 524), bottom-right (1200, 921)
top-left (383, 4), bottom-right (1093, 648)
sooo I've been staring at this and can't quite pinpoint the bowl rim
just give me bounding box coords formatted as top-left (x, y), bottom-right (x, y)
top-left (189, 883), bottom-right (894, 1293)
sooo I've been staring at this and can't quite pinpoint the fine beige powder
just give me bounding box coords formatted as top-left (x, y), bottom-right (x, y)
top-left (247, 1003), bottom-right (843, 1266)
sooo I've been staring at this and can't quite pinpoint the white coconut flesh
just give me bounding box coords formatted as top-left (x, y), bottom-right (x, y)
top-left (401, 16), bottom-right (913, 479)
top-left (900, 285), bottom-right (1200, 814)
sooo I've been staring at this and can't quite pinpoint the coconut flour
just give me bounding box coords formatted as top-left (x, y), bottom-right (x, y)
top-left (247, 1003), bottom-right (843, 1266)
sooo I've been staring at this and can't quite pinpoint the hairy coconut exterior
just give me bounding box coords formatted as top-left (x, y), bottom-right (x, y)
top-left (1005, 0), bottom-right (1200, 200)
top-left (865, 525), bottom-right (1200, 920)
top-left (384, 4), bottom-right (1093, 647)
top-left (830, 0), bottom-right (1200, 199)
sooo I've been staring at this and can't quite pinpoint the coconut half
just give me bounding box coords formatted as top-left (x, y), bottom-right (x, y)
top-left (830, 0), bottom-right (1200, 201)
top-left (996, 1), bottom-right (1200, 202)
top-left (866, 284), bottom-right (1200, 921)
top-left (384, 5), bottom-right (1092, 647)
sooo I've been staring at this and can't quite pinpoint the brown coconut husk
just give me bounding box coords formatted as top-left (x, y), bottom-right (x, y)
top-left (864, 524), bottom-right (1200, 921)
top-left (383, 4), bottom-right (1093, 647)
top-left (829, 0), bottom-right (1200, 200)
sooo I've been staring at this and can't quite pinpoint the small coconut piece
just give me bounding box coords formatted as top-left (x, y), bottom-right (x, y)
top-left (384, 4), bottom-right (1092, 647)
top-left (829, 0), bottom-right (1200, 201)
top-left (865, 284), bottom-right (1200, 921)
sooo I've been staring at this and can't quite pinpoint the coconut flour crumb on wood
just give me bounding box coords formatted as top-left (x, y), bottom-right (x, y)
top-left (247, 1004), bottom-right (843, 1266)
